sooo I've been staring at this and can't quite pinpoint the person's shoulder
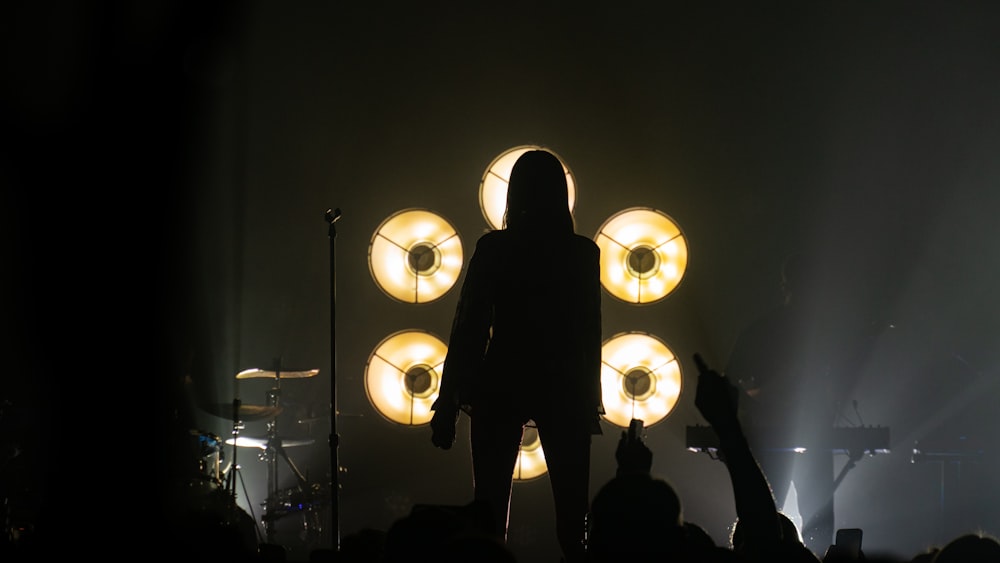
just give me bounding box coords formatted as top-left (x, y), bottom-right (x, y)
top-left (569, 233), bottom-right (599, 252)
top-left (475, 229), bottom-right (505, 246)
top-left (471, 230), bottom-right (517, 258)
top-left (478, 229), bottom-right (503, 239)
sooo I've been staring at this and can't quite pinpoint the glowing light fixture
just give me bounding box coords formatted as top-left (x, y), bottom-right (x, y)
top-left (513, 424), bottom-right (548, 482)
top-left (479, 145), bottom-right (577, 230)
top-left (364, 330), bottom-right (448, 426)
top-left (369, 209), bottom-right (463, 304)
top-left (595, 207), bottom-right (688, 304)
top-left (600, 332), bottom-right (683, 428)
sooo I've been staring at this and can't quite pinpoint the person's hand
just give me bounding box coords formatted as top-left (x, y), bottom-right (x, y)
top-left (823, 544), bottom-right (866, 562)
top-left (614, 421), bottom-right (653, 475)
top-left (693, 353), bottom-right (740, 430)
top-left (430, 405), bottom-right (459, 450)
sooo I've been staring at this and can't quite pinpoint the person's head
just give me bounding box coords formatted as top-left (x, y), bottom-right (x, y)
top-left (382, 500), bottom-right (498, 563)
top-left (683, 521), bottom-right (715, 548)
top-left (503, 149), bottom-right (574, 234)
top-left (931, 532), bottom-right (1000, 563)
top-left (588, 473), bottom-right (684, 561)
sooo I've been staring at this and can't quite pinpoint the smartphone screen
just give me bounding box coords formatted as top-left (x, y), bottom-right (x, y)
top-left (628, 418), bottom-right (644, 441)
top-left (835, 528), bottom-right (863, 558)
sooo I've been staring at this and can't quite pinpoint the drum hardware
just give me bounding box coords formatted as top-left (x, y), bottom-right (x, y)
top-left (203, 402), bottom-right (284, 422)
top-left (218, 397), bottom-right (271, 548)
top-left (235, 359), bottom-right (322, 544)
top-left (261, 482), bottom-right (332, 523)
top-left (236, 368), bottom-right (319, 380)
top-left (188, 429), bottom-right (225, 486)
top-left (225, 435), bottom-right (315, 450)
top-left (194, 399), bottom-right (285, 505)
top-left (179, 408), bottom-right (264, 555)
top-left (259, 482), bottom-right (330, 550)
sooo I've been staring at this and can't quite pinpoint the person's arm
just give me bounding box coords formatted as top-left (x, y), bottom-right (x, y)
top-left (583, 242), bottom-right (604, 425)
top-left (693, 353), bottom-right (782, 552)
top-left (431, 237), bottom-right (494, 449)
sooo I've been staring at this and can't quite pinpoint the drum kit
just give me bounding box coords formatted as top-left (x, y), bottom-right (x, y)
top-left (189, 364), bottom-right (331, 547)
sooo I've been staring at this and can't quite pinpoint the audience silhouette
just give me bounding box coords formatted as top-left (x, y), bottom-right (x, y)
top-left (59, 344), bottom-right (988, 563)
top-left (112, 253), bottom-right (988, 563)
top-left (381, 500), bottom-right (515, 563)
top-left (928, 532), bottom-right (1000, 563)
top-left (116, 339), bottom-right (987, 563)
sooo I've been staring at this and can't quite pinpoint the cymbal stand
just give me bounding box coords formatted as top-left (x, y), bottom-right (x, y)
top-left (225, 398), bottom-right (244, 501)
top-left (221, 398), bottom-right (267, 549)
top-left (225, 408), bottom-right (267, 545)
top-left (262, 363), bottom-right (311, 544)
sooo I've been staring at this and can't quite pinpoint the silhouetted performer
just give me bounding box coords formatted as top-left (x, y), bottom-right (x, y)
top-left (724, 252), bottom-right (846, 554)
top-left (430, 149), bottom-right (603, 563)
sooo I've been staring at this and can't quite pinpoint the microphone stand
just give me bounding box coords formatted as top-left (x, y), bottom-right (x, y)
top-left (324, 208), bottom-right (341, 554)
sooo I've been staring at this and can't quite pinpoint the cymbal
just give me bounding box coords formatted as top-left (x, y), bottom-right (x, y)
top-left (225, 435), bottom-right (315, 449)
top-left (235, 368), bottom-right (320, 380)
top-left (202, 403), bottom-right (283, 421)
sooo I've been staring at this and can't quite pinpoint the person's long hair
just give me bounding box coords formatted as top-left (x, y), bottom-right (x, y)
top-left (502, 150), bottom-right (575, 235)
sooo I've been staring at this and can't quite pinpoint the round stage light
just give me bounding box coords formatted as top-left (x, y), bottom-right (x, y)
top-left (594, 207), bottom-right (688, 304)
top-left (365, 330), bottom-right (448, 426)
top-left (369, 209), bottom-right (463, 304)
top-left (513, 424), bottom-right (548, 482)
top-left (479, 145), bottom-right (577, 230)
top-left (600, 332), bottom-right (683, 428)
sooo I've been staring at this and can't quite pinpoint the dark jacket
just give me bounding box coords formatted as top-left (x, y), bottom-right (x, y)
top-left (434, 228), bottom-right (603, 427)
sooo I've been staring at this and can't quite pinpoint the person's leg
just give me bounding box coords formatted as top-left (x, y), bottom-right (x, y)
top-left (535, 415), bottom-right (591, 563)
top-left (470, 404), bottom-right (526, 543)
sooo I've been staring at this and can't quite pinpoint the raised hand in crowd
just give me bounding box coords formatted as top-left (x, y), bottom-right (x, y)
top-left (693, 353), bottom-right (819, 562)
top-left (614, 418), bottom-right (653, 476)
